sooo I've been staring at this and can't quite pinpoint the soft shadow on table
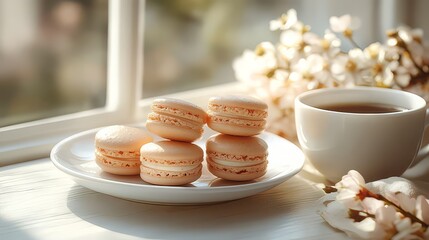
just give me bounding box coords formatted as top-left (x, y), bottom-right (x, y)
top-left (66, 176), bottom-right (323, 240)
top-left (403, 153), bottom-right (429, 196)
top-left (0, 217), bottom-right (36, 240)
top-left (298, 160), bottom-right (333, 185)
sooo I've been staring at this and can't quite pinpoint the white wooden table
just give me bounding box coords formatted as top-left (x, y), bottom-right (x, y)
top-left (1, 157), bottom-right (428, 240)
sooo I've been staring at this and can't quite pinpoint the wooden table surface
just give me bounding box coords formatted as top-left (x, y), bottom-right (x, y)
top-left (1, 158), bottom-right (350, 240)
top-left (2, 157), bottom-right (428, 240)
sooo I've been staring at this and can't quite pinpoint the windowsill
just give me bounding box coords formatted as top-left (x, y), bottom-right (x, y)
top-left (0, 82), bottom-right (243, 166)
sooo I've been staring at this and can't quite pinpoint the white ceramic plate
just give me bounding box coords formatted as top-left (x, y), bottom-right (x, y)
top-left (50, 126), bottom-right (305, 205)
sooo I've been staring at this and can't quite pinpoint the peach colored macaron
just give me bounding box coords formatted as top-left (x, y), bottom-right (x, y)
top-left (207, 95), bottom-right (268, 136)
top-left (140, 141), bottom-right (203, 186)
top-left (95, 125), bottom-right (152, 175)
top-left (206, 134), bottom-right (268, 181)
top-left (146, 98), bottom-right (207, 142)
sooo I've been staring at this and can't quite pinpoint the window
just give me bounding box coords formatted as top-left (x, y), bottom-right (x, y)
top-left (0, 0), bottom-right (143, 165)
top-left (1, 0), bottom-right (429, 165)
top-left (142, 0), bottom-right (295, 97)
top-left (142, 0), bottom-right (429, 98)
top-left (0, 0), bottom-right (108, 127)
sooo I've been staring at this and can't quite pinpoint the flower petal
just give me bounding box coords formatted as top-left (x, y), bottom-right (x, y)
top-left (395, 192), bottom-right (417, 214)
top-left (375, 205), bottom-right (397, 229)
top-left (416, 195), bottom-right (429, 224)
top-left (321, 200), bottom-right (377, 239)
top-left (362, 197), bottom-right (385, 215)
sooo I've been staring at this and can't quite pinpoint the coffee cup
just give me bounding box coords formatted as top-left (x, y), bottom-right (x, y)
top-left (295, 87), bottom-right (429, 182)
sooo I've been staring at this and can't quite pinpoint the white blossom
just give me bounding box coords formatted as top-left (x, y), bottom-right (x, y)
top-left (334, 170), bottom-right (367, 209)
top-left (233, 9), bottom-right (429, 139)
top-left (331, 48), bottom-right (369, 86)
top-left (320, 170), bottom-right (429, 240)
top-left (304, 30), bottom-right (341, 58)
top-left (289, 54), bottom-right (326, 89)
top-left (270, 9), bottom-right (299, 31)
top-left (280, 30), bottom-right (303, 49)
top-left (232, 42), bottom-right (277, 84)
top-left (330, 14), bottom-right (361, 35)
top-left (397, 26), bottom-right (423, 44)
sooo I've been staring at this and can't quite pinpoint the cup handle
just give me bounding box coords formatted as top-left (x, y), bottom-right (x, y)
top-left (411, 108), bottom-right (429, 167)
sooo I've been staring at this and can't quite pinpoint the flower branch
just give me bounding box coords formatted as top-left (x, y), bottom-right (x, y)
top-left (320, 170), bottom-right (429, 239)
top-left (325, 182), bottom-right (429, 231)
top-left (233, 9), bottom-right (429, 140)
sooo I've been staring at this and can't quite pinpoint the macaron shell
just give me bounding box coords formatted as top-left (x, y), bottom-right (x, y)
top-left (95, 152), bottom-right (140, 175)
top-left (146, 121), bottom-right (202, 142)
top-left (140, 141), bottom-right (204, 162)
top-left (152, 98), bottom-right (207, 124)
top-left (207, 158), bottom-right (267, 181)
top-left (140, 164), bottom-right (202, 186)
top-left (95, 125), bottom-right (153, 151)
top-left (206, 134), bottom-right (268, 156)
top-left (208, 102), bottom-right (268, 121)
top-left (208, 95), bottom-right (268, 111)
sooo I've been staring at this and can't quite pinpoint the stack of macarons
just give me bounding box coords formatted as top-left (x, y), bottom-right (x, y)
top-left (94, 95), bottom-right (269, 185)
top-left (205, 95), bottom-right (269, 181)
top-left (95, 97), bottom-right (207, 186)
top-left (142, 98), bottom-right (207, 185)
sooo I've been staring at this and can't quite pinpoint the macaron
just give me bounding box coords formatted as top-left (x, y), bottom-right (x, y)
top-left (206, 134), bottom-right (268, 181)
top-left (146, 98), bottom-right (207, 142)
top-left (207, 95), bottom-right (268, 136)
top-left (95, 125), bottom-right (152, 175)
top-left (140, 141), bottom-right (203, 186)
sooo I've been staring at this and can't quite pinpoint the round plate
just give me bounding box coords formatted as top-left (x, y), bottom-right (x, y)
top-left (50, 126), bottom-right (304, 205)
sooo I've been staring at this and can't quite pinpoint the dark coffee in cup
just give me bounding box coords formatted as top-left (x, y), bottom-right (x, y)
top-left (318, 103), bottom-right (407, 114)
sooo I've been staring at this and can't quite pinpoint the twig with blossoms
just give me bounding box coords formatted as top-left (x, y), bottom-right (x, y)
top-left (233, 9), bottom-right (429, 140)
top-left (329, 14), bottom-right (361, 49)
top-left (320, 170), bottom-right (429, 240)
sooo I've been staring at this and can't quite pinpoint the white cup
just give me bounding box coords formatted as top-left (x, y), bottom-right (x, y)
top-left (295, 87), bottom-right (429, 182)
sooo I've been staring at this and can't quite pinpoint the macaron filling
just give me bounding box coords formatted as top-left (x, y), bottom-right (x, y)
top-left (208, 113), bottom-right (266, 127)
top-left (211, 158), bottom-right (266, 167)
top-left (147, 113), bottom-right (203, 130)
top-left (96, 147), bottom-right (140, 158)
top-left (140, 164), bottom-right (202, 178)
top-left (96, 152), bottom-right (140, 168)
top-left (152, 104), bottom-right (205, 123)
top-left (207, 151), bottom-right (267, 161)
top-left (208, 104), bottom-right (268, 119)
top-left (142, 162), bottom-right (201, 172)
top-left (207, 159), bottom-right (267, 174)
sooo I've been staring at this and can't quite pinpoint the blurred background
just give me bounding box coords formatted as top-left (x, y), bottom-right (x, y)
top-left (1, 0), bottom-right (429, 127)
top-left (0, 0), bottom-right (108, 127)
